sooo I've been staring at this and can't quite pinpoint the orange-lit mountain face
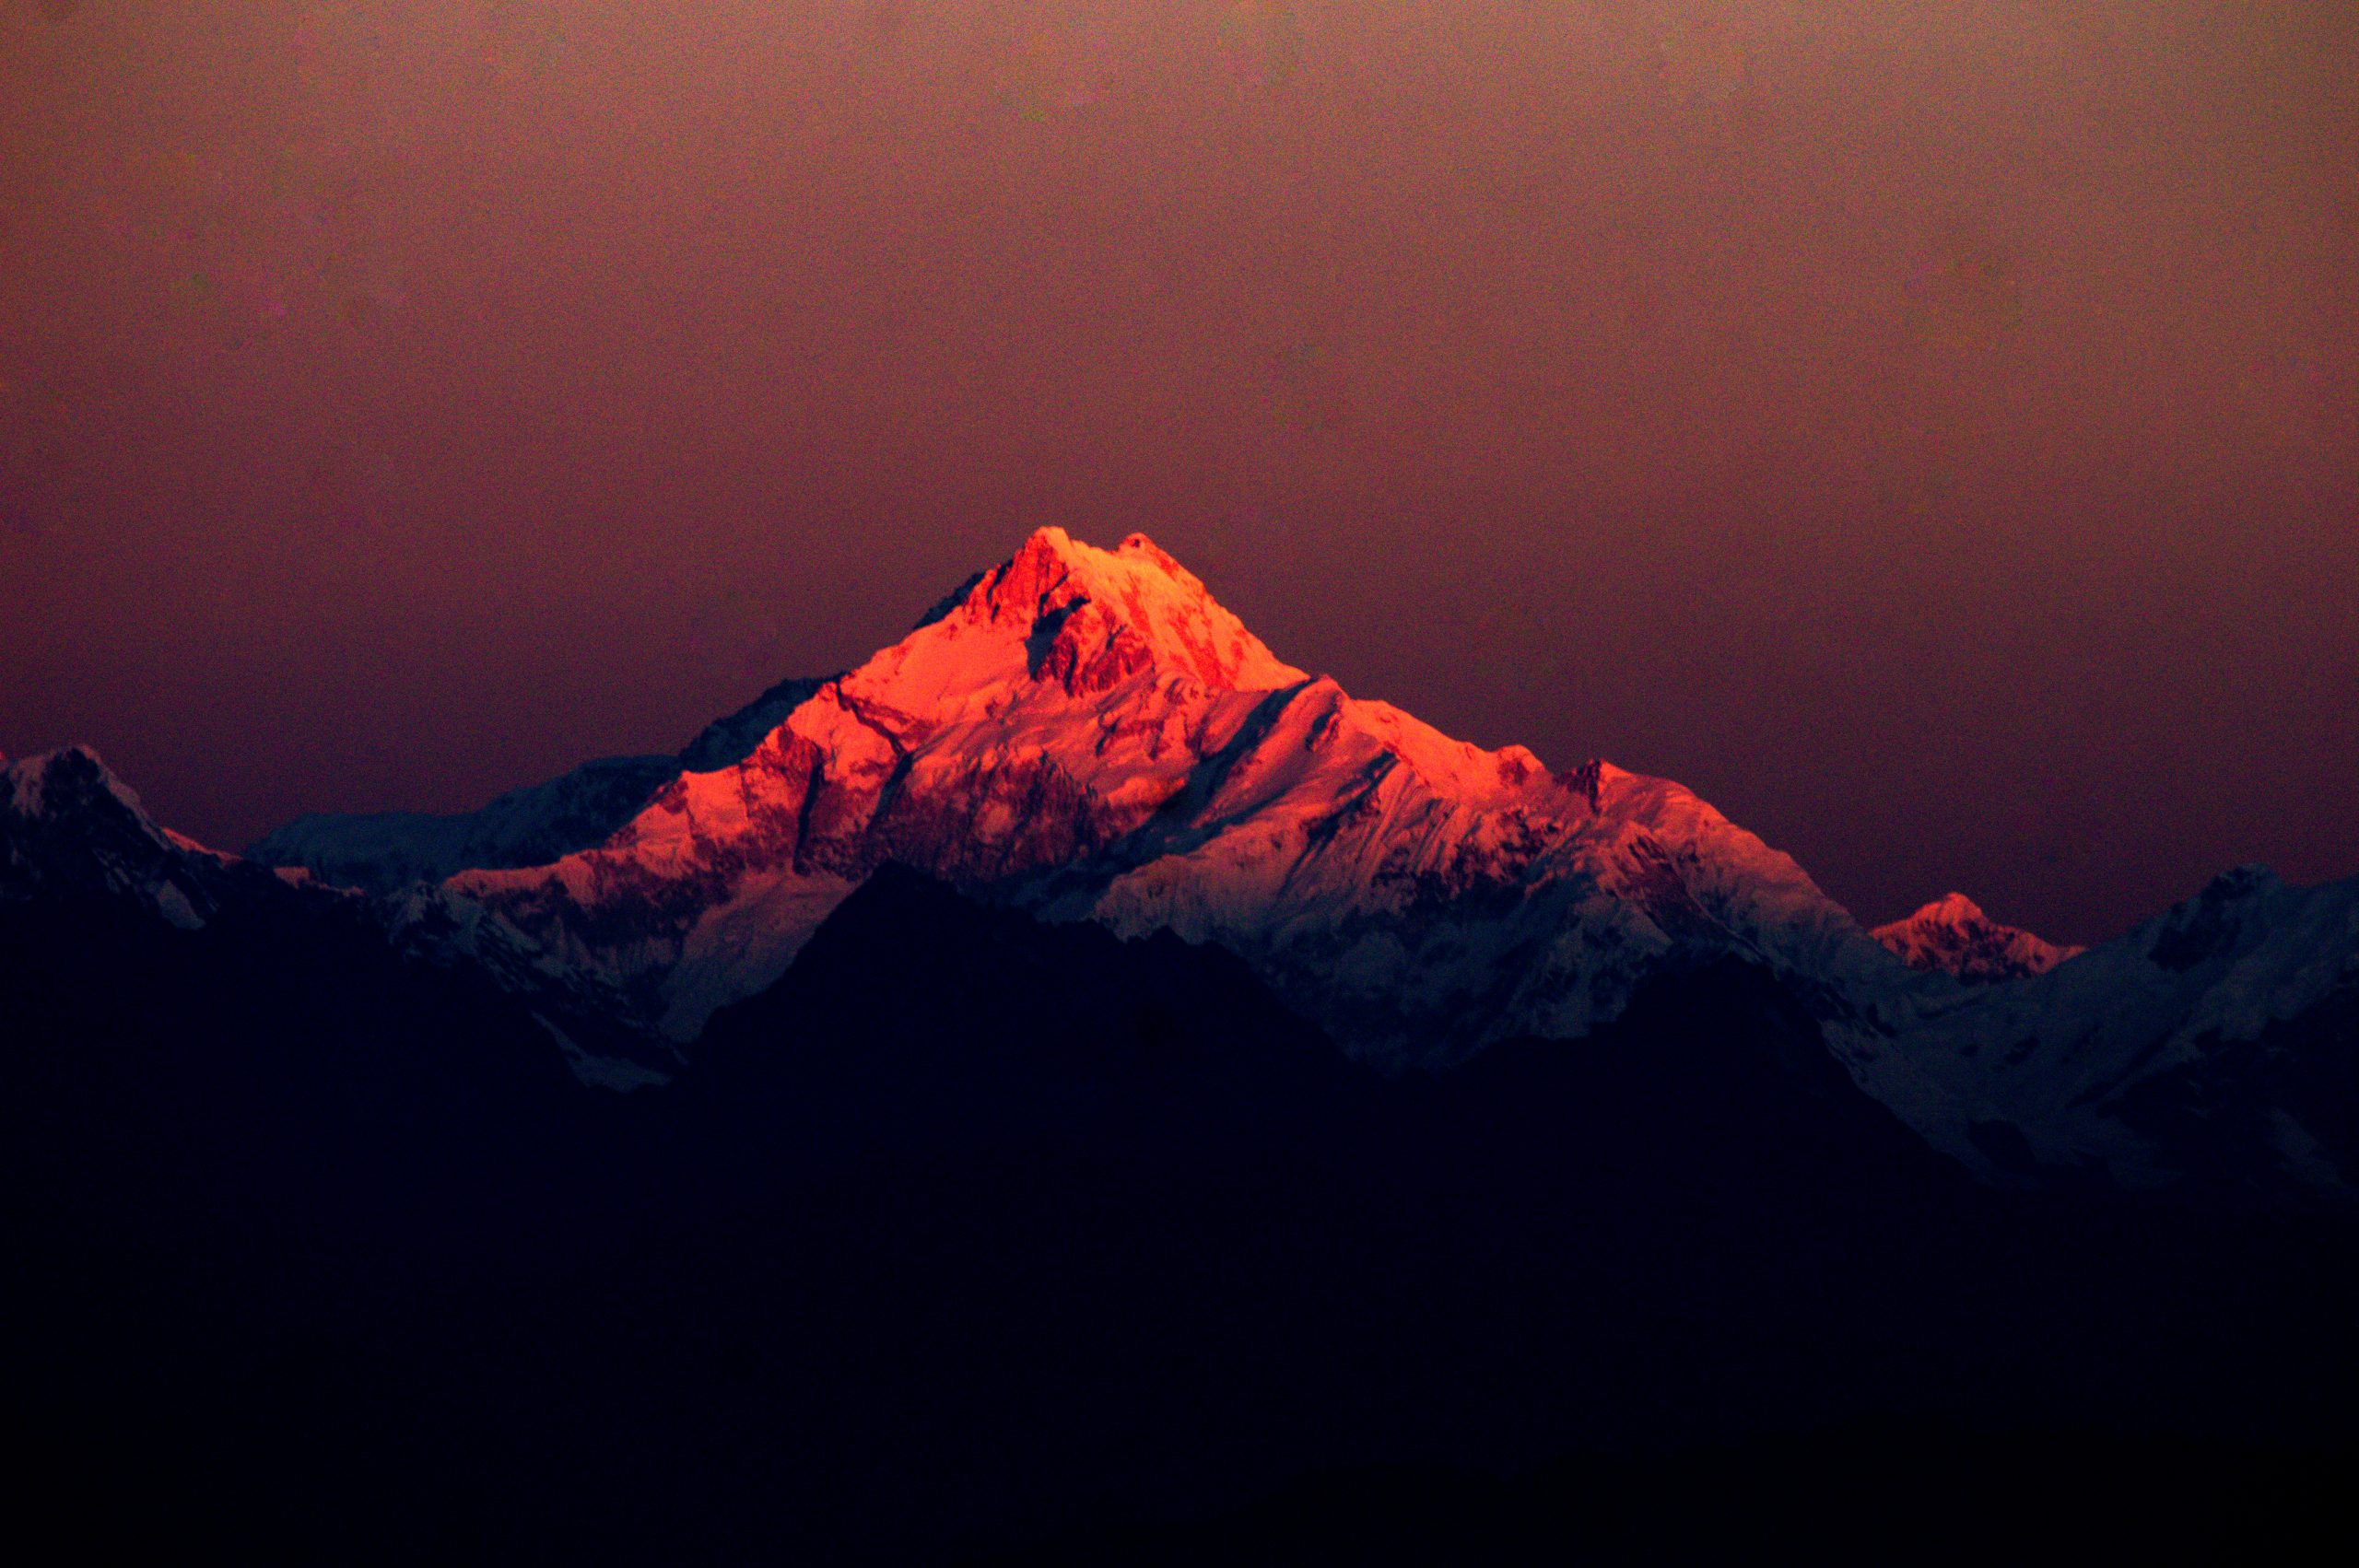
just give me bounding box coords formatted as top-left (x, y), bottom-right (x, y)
top-left (431, 527), bottom-right (1887, 1058)
top-left (1872, 893), bottom-right (2083, 983)
top-left (15, 531), bottom-right (2357, 1200)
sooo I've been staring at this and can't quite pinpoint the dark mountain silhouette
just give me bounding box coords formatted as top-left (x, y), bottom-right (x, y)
top-left (9, 860), bottom-right (2353, 1561)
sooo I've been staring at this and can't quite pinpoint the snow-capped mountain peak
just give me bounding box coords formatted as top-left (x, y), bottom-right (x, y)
top-left (1843, 865), bottom-right (2359, 1197)
top-left (6, 744), bottom-right (150, 826)
top-left (1926, 891), bottom-right (1988, 923)
top-left (431, 530), bottom-right (1907, 1052)
top-left (871, 525), bottom-right (1307, 713)
top-left (1872, 892), bottom-right (2082, 983)
top-left (3, 746), bottom-right (220, 929)
top-left (33, 525), bottom-right (2359, 1201)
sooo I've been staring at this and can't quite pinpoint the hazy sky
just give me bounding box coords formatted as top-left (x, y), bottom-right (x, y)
top-left (3, 1), bottom-right (2353, 943)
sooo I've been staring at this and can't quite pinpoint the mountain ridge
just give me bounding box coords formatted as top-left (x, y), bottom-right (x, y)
top-left (17, 529), bottom-right (2358, 1201)
top-left (242, 677), bottom-right (836, 892)
top-left (426, 528), bottom-right (1899, 1056)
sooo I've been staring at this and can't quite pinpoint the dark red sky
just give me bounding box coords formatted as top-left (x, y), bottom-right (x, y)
top-left (4, 2), bottom-right (2353, 944)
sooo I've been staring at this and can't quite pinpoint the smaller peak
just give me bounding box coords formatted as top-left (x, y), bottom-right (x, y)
top-left (2209, 863), bottom-right (2281, 895)
top-left (1921, 892), bottom-right (1988, 923)
top-left (1496, 743), bottom-right (1544, 781)
top-left (6, 743), bottom-right (166, 840)
top-left (1555, 757), bottom-right (1634, 809)
top-left (1116, 531), bottom-right (1183, 571)
top-left (1013, 524), bottom-right (1081, 562)
top-left (1873, 893), bottom-right (2077, 982)
top-left (10, 743), bottom-right (132, 802)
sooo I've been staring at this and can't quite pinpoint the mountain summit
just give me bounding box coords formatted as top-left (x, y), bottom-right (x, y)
top-left (215, 528), bottom-right (2359, 1199)
top-left (933, 526), bottom-right (1309, 697)
top-left (4, 746), bottom-right (236, 930)
top-left (1872, 893), bottom-right (2082, 982)
top-left (432, 529), bottom-right (1879, 1053)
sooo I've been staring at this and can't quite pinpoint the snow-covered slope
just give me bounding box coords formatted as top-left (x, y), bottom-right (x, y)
top-left (447, 528), bottom-right (1909, 1052)
top-left (422, 527), bottom-right (2355, 1197)
top-left (6, 745), bottom-right (675, 1091)
top-left (248, 677), bottom-right (834, 893)
top-left (39, 528), bottom-right (2353, 1199)
top-left (1841, 867), bottom-right (2359, 1196)
top-left (250, 754), bottom-right (681, 893)
top-left (676, 674), bottom-right (830, 772)
top-left (1872, 893), bottom-right (2083, 983)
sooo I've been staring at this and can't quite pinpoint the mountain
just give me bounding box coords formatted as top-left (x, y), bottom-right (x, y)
top-left (244, 676), bottom-right (831, 892)
top-left (1842, 866), bottom-right (2359, 1198)
top-left (5, 744), bottom-right (293, 928)
top-left (125, 527), bottom-right (2359, 1200)
top-left (14, 850), bottom-right (2353, 1560)
top-left (684, 862), bottom-right (1351, 1169)
top-left (223, 526), bottom-right (2359, 1200)
top-left (438, 527), bottom-right (1904, 1055)
top-left (6, 743), bottom-right (675, 1093)
top-left (10, 720), bottom-right (2358, 1555)
top-left (1871, 892), bottom-right (2082, 982)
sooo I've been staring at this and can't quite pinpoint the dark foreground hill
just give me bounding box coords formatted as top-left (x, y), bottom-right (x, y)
top-left (7, 868), bottom-right (2355, 1562)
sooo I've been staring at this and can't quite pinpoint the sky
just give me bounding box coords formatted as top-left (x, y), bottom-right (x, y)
top-left (2, 1), bottom-right (2353, 945)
